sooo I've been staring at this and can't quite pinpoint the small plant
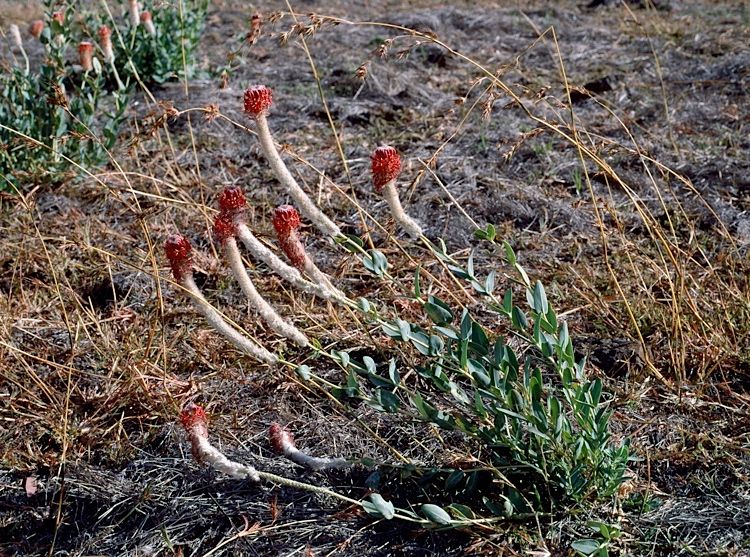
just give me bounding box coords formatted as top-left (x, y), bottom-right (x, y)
top-left (0, 8), bottom-right (128, 190)
top-left (371, 145), bottom-right (423, 239)
top-left (219, 186), bottom-right (337, 300)
top-left (329, 238), bottom-right (630, 512)
top-left (164, 233), bottom-right (278, 364)
top-left (103, 0), bottom-right (210, 84)
top-left (243, 85), bottom-right (341, 237)
top-left (213, 209), bottom-right (310, 347)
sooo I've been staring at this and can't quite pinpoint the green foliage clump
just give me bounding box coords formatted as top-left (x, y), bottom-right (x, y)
top-left (0, 11), bottom-right (127, 191)
top-left (325, 233), bottom-right (629, 520)
top-left (0, 0), bottom-right (209, 191)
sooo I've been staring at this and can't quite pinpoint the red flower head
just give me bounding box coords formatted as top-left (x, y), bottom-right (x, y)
top-left (140, 10), bottom-right (152, 22)
top-left (180, 402), bottom-right (208, 439)
top-left (371, 146), bottom-right (401, 192)
top-left (243, 85), bottom-right (273, 117)
top-left (218, 185), bottom-right (247, 215)
top-left (98, 25), bottom-right (111, 41)
top-left (272, 205), bottom-right (301, 237)
top-left (78, 41), bottom-right (94, 71)
top-left (164, 233), bottom-right (193, 281)
top-left (29, 20), bottom-right (44, 39)
top-left (213, 213), bottom-right (236, 244)
top-left (269, 422), bottom-right (294, 454)
top-left (273, 205), bottom-right (305, 268)
top-left (51, 11), bottom-right (64, 24)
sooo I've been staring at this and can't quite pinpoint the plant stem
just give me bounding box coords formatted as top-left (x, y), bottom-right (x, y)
top-left (180, 274), bottom-right (278, 364)
top-left (255, 113), bottom-right (341, 237)
top-left (382, 180), bottom-right (423, 239)
top-left (224, 237), bottom-right (309, 347)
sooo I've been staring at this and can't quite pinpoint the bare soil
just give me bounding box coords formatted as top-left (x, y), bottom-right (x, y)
top-left (1, 0), bottom-right (749, 556)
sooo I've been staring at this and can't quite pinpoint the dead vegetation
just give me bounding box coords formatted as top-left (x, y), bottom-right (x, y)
top-left (1, 0), bottom-right (749, 555)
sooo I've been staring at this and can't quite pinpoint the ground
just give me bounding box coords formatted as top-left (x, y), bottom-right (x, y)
top-left (1, 0), bottom-right (749, 556)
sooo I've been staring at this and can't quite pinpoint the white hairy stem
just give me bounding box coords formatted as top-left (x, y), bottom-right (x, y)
top-left (382, 180), bottom-right (423, 239)
top-left (255, 114), bottom-right (341, 237)
top-left (224, 237), bottom-right (309, 347)
top-left (235, 223), bottom-right (335, 300)
top-left (143, 18), bottom-right (156, 36)
top-left (301, 254), bottom-right (345, 301)
top-left (180, 273), bottom-right (277, 364)
top-left (282, 444), bottom-right (349, 471)
top-left (128, 0), bottom-right (140, 27)
top-left (186, 427), bottom-right (261, 481)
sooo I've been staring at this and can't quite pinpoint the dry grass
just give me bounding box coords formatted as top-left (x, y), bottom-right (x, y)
top-left (1, 0), bottom-right (749, 555)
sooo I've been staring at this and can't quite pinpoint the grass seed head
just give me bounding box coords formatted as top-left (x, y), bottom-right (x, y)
top-left (371, 145), bottom-right (401, 192)
top-left (243, 85), bottom-right (273, 117)
top-left (164, 233), bottom-right (193, 281)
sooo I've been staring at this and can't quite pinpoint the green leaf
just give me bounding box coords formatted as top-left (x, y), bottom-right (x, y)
top-left (413, 265), bottom-right (422, 299)
top-left (484, 270), bottom-right (496, 294)
top-left (460, 310), bottom-right (472, 340)
top-left (447, 503), bottom-right (475, 519)
top-left (532, 281), bottom-right (549, 314)
top-left (377, 389), bottom-right (400, 413)
top-left (363, 493), bottom-right (395, 520)
top-left (591, 378), bottom-right (603, 406)
top-left (421, 503), bottom-right (453, 525)
top-left (296, 364), bottom-right (311, 381)
top-left (363, 356), bottom-right (377, 374)
top-left (511, 306), bottom-right (528, 330)
top-left (571, 539), bottom-right (601, 556)
top-left (467, 251), bottom-right (475, 277)
top-left (424, 296), bottom-right (454, 325)
top-left (503, 241), bottom-right (517, 266)
top-left (362, 249), bottom-right (388, 276)
top-left (388, 359), bottom-right (400, 386)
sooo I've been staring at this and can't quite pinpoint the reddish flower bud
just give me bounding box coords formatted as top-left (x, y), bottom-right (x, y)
top-left (371, 145), bottom-right (401, 192)
top-left (243, 85), bottom-right (273, 117)
top-left (213, 213), bottom-right (236, 244)
top-left (52, 11), bottom-right (64, 24)
top-left (269, 423), bottom-right (294, 454)
top-left (272, 205), bottom-right (301, 236)
top-left (218, 185), bottom-right (247, 214)
top-left (29, 20), bottom-right (44, 39)
top-left (98, 25), bottom-right (111, 40)
top-left (78, 41), bottom-right (94, 72)
top-left (140, 10), bottom-right (156, 35)
top-left (164, 233), bottom-right (193, 281)
top-left (273, 206), bottom-right (306, 269)
top-left (180, 403), bottom-right (208, 437)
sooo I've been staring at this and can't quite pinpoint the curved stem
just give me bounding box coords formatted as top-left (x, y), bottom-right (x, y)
top-left (255, 113), bottom-right (341, 237)
top-left (382, 180), bottom-right (423, 239)
top-left (235, 223), bottom-right (335, 300)
top-left (224, 238), bottom-right (309, 347)
top-left (180, 274), bottom-right (278, 364)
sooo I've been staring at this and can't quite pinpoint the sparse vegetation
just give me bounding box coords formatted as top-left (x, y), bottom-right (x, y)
top-left (1, 1), bottom-right (748, 556)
